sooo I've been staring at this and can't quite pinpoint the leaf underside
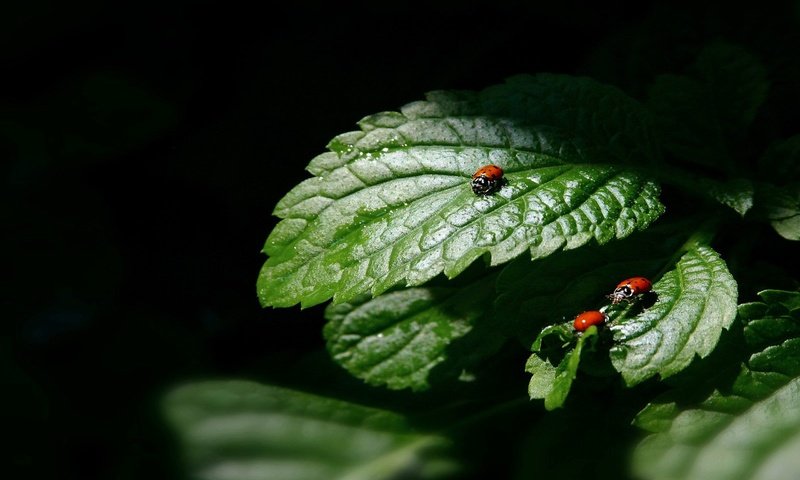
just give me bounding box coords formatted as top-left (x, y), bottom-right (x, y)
top-left (633, 291), bottom-right (800, 480)
top-left (258, 75), bottom-right (664, 308)
top-left (164, 381), bottom-right (454, 480)
top-left (610, 245), bottom-right (738, 385)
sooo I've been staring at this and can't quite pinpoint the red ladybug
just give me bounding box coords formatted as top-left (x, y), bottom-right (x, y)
top-left (471, 164), bottom-right (505, 195)
top-left (573, 310), bottom-right (607, 332)
top-left (609, 277), bottom-right (652, 304)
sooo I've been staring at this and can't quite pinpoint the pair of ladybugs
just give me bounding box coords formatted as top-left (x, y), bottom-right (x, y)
top-left (573, 277), bottom-right (653, 331)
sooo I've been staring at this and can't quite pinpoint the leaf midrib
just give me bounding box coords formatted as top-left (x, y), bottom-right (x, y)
top-left (278, 142), bottom-right (575, 214)
top-left (331, 165), bottom-right (619, 297)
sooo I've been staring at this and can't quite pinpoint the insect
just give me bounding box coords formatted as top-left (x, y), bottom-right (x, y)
top-left (471, 164), bottom-right (505, 195)
top-left (573, 310), bottom-right (607, 332)
top-left (609, 277), bottom-right (653, 304)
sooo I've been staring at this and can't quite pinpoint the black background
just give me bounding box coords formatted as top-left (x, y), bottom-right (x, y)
top-left (4, 1), bottom-right (798, 478)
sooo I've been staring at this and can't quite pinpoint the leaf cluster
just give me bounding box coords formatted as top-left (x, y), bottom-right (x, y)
top-left (167, 29), bottom-right (800, 480)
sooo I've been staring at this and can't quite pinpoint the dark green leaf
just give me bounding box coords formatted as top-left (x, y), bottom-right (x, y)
top-left (646, 42), bottom-right (768, 172)
top-left (323, 270), bottom-right (504, 391)
top-left (755, 290), bottom-right (800, 312)
top-left (750, 136), bottom-right (800, 240)
top-left (707, 178), bottom-right (754, 216)
top-left (633, 292), bottom-right (800, 480)
top-left (753, 182), bottom-right (800, 241)
top-left (758, 135), bottom-right (800, 184)
top-left (164, 381), bottom-right (456, 480)
top-left (647, 74), bottom-right (730, 169)
top-left (610, 245), bottom-right (738, 385)
top-left (258, 75), bottom-right (665, 308)
top-left (741, 290), bottom-right (800, 351)
top-left (526, 326), bottom-right (598, 410)
top-left (692, 42), bottom-right (769, 131)
top-left (656, 167), bottom-right (755, 216)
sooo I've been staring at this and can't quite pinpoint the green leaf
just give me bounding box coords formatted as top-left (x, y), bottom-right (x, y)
top-left (751, 137), bottom-right (800, 240)
top-left (475, 74), bottom-right (661, 164)
top-left (741, 290), bottom-right (800, 352)
top-left (530, 323), bottom-right (573, 352)
top-left (754, 182), bottom-right (800, 241)
top-left (633, 292), bottom-right (800, 480)
top-left (646, 42), bottom-right (768, 172)
top-left (754, 290), bottom-right (800, 312)
top-left (323, 269), bottom-right (504, 391)
top-left (258, 75), bottom-right (665, 308)
top-left (757, 135), bottom-right (800, 184)
top-left (164, 381), bottom-right (456, 480)
top-left (656, 171), bottom-right (755, 216)
top-left (494, 223), bottom-right (684, 342)
top-left (647, 74), bottom-right (730, 169)
top-left (707, 178), bottom-right (754, 217)
top-left (526, 326), bottom-right (598, 410)
top-left (610, 245), bottom-right (738, 385)
top-left (692, 42), bottom-right (769, 131)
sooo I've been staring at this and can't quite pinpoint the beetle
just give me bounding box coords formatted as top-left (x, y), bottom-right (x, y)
top-left (573, 310), bottom-right (607, 332)
top-left (471, 164), bottom-right (505, 195)
top-left (608, 277), bottom-right (653, 304)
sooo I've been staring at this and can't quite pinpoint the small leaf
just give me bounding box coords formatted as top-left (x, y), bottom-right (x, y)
top-left (755, 289), bottom-right (800, 312)
top-left (633, 293), bottom-right (800, 480)
top-left (610, 245), bottom-right (738, 385)
top-left (525, 355), bottom-right (557, 400)
top-left (258, 75), bottom-right (665, 308)
top-left (164, 380), bottom-right (456, 480)
top-left (707, 178), bottom-right (754, 216)
top-left (526, 326), bottom-right (598, 410)
top-left (754, 182), bottom-right (800, 241)
top-left (323, 270), bottom-right (504, 391)
top-left (531, 323), bottom-right (573, 352)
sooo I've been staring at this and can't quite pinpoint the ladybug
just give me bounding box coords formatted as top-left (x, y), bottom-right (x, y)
top-left (609, 277), bottom-right (653, 304)
top-left (471, 164), bottom-right (505, 195)
top-left (573, 310), bottom-right (607, 332)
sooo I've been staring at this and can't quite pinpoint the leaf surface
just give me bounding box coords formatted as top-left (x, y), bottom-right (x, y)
top-left (610, 245), bottom-right (738, 385)
top-left (164, 381), bottom-right (455, 480)
top-left (258, 75), bottom-right (664, 308)
top-left (324, 269), bottom-right (504, 391)
top-left (633, 291), bottom-right (800, 480)
top-left (754, 182), bottom-right (800, 241)
top-left (646, 42), bottom-right (768, 172)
